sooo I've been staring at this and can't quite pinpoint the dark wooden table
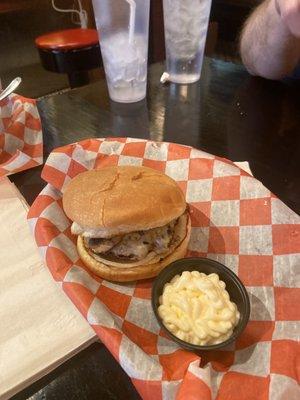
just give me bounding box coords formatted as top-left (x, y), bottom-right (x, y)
top-left (10, 58), bottom-right (300, 400)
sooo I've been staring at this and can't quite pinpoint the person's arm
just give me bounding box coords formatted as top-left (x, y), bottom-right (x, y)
top-left (240, 0), bottom-right (300, 79)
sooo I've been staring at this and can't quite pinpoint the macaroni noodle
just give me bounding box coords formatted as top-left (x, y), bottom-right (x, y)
top-left (158, 271), bottom-right (240, 345)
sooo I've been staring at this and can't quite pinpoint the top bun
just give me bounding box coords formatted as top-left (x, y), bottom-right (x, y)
top-left (63, 166), bottom-right (186, 236)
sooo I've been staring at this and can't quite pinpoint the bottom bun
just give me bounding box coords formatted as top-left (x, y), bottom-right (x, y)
top-left (77, 215), bottom-right (191, 282)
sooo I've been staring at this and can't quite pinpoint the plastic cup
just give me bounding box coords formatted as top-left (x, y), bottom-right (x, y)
top-left (92, 0), bottom-right (150, 103)
top-left (163, 0), bottom-right (212, 84)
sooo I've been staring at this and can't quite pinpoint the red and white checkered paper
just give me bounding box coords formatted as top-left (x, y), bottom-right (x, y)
top-left (0, 94), bottom-right (43, 177)
top-left (28, 138), bottom-right (300, 400)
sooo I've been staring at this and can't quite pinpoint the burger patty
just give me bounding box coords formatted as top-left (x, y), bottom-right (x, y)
top-left (87, 236), bottom-right (122, 253)
top-left (84, 218), bottom-right (177, 261)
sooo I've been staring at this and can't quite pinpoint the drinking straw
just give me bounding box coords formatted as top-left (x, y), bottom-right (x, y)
top-left (126, 0), bottom-right (136, 44)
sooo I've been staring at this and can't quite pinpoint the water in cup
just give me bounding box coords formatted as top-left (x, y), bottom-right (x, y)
top-left (100, 32), bottom-right (147, 103)
top-left (92, 0), bottom-right (150, 103)
top-left (163, 0), bottom-right (212, 84)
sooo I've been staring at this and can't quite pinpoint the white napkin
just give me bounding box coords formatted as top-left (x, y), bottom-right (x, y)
top-left (0, 177), bottom-right (96, 400)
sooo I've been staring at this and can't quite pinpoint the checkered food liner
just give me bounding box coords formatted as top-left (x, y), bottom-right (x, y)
top-left (0, 94), bottom-right (43, 176)
top-left (28, 138), bottom-right (300, 399)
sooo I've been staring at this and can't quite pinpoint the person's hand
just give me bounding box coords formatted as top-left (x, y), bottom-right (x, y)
top-left (276, 0), bottom-right (300, 37)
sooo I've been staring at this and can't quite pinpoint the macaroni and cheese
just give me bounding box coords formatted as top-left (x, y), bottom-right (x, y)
top-left (158, 271), bottom-right (240, 346)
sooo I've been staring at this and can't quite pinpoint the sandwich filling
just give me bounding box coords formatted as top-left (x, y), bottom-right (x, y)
top-left (72, 210), bottom-right (188, 268)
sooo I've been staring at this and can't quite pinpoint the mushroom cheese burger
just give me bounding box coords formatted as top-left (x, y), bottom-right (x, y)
top-left (63, 166), bottom-right (191, 282)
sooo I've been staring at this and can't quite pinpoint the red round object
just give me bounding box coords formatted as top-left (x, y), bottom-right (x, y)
top-left (35, 28), bottom-right (99, 51)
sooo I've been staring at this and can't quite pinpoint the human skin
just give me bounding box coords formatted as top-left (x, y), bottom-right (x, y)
top-left (240, 0), bottom-right (300, 79)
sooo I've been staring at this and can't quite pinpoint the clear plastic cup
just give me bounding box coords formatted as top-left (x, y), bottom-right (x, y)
top-left (163, 0), bottom-right (212, 84)
top-left (92, 0), bottom-right (150, 103)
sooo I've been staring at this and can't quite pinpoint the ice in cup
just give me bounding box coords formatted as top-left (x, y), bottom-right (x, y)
top-left (163, 0), bottom-right (212, 84)
top-left (92, 0), bottom-right (150, 103)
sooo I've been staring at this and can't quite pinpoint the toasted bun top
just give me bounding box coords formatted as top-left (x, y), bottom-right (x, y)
top-left (62, 166), bottom-right (186, 235)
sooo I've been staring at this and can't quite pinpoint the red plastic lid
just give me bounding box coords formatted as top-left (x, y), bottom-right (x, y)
top-left (35, 28), bottom-right (99, 50)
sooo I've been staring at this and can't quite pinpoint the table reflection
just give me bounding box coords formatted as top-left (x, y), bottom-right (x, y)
top-left (110, 99), bottom-right (150, 139)
top-left (161, 82), bottom-right (202, 145)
